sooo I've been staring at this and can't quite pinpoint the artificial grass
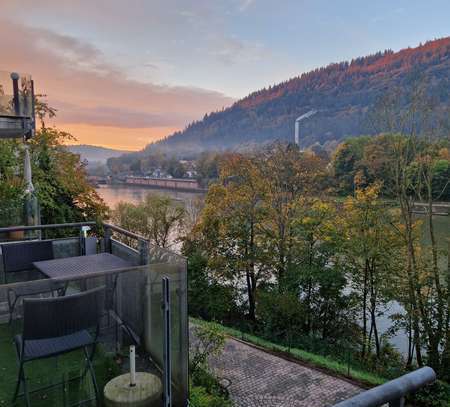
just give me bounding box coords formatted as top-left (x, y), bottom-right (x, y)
top-left (190, 317), bottom-right (386, 387)
top-left (0, 323), bottom-right (120, 407)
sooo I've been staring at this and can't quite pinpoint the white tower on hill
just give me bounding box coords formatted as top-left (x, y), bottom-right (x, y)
top-left (295, 110), bottom-right (317, 147)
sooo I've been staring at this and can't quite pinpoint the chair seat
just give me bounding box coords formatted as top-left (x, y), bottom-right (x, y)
top-left (15, 330), bottom-right (94, 361)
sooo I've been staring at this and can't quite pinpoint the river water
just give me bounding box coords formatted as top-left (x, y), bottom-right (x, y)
top-left (96, 184), bottom-right (203, 207)
top-left (97, 184), bottom-right (449, 356)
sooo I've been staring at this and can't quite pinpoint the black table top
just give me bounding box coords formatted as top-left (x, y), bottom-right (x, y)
top-left (33, 253), bottom-right (133, 279)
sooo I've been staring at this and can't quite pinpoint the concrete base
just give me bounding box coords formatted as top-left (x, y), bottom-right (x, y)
top-left (104, 372), bottom-right (162, 407)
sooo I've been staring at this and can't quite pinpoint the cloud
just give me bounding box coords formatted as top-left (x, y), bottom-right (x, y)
top-left (210, 36), bottom-right (267, 65)
top-left (237, 0), bottom-right (255, 12)
top-left (0, 19), bottom-right (234, 148)
top-left (54, 102), bottom-right (194, 128)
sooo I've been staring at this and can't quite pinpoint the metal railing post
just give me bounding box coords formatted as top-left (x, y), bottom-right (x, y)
top-left (104, 225), bottom-right (112, 253)
top-left (29, 79), bottom-right (36, 139)
top-left (162, 277), bottom-right (172, 407)
top-left (11, 72), bottom-right (20, 116)
top-left (79, 226), bottom-right (86, 256)
top-left (139, 239), bottom-right (149, 265)
top-left (389, 397), bottom-right (405, 407)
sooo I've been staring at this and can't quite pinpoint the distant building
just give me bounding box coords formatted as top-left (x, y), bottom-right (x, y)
top-left (125, 176), bottom-right (204, 191)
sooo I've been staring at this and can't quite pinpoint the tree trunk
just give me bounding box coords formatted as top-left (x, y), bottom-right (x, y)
top-left (305, 239), bottom-right (314, 334)
top-left (246, 269), bottom-right (256, 321)
top-left (369, 265), bottom-right (381, 358)
top-left (425, 179), bottom-right (444, 371)
top-left (246, 220), bottom-right (257, 321)
top-left (406, 312), bottom-right (414, 368)
top-left (362, 259), bottom-right (369, 358)
top-left (401, 197), bottom-right (423, 366)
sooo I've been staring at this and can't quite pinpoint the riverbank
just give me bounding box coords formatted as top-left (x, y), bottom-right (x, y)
top-left (124, 176), bottom-right (207, 193)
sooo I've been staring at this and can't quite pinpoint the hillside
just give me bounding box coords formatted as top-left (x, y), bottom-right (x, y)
top-left (66, 144), bottom-right (131, 164)
top-left (148, 37), bottom-right (450, 155)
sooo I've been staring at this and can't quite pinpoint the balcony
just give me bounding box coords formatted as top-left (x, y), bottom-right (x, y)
top-left (0, 222), bottom-right (188, 406)
top-left (0, 70), bottom-right (34, 139)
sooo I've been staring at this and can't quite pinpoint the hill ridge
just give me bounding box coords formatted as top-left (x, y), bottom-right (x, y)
top-left (143, 37), bottom-right (450, 156)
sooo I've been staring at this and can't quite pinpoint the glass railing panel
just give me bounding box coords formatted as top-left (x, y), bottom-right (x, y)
top-left (0, 259), bottom-right (188, 406)
top-left (143, 261), bottom-right (189, 406)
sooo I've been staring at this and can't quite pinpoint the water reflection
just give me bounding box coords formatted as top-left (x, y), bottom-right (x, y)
top-left (96, 184), bottom-right (204, 209)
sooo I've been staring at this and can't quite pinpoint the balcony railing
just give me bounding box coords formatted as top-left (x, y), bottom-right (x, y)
top-left (333, 367), bottom-right (436, 407)
top-left (0, 221), bottom-right (188, 406)
top-left (0, 70), bottom-right (35, 139)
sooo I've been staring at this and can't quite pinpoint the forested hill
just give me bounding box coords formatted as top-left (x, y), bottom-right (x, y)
top-left (150, 37), bottom-right (450, 155)
top-left (66, 145), bottom-right (130, 164)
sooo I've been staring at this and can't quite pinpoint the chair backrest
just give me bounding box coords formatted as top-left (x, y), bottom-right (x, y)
top-left (1, 240), bottom-right (54, 273)
top-left (22, 286), bottom-right (105, 340)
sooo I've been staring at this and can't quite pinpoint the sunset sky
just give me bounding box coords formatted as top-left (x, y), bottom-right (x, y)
top-left (1, 0), bottom-right (449, 150)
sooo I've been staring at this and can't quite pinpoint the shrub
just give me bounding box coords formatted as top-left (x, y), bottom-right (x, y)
top-left (190, 384), bottom-right (232, 407)
top-left (190, 325), bottom-right (225, 376)
top-left (189, 325), bottom-right (232, 406)
top-left (408, 380), bottom-right (450, 407)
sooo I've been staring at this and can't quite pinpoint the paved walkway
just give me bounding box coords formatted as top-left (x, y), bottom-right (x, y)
top-left (207, 336), bottom-right (362, 407)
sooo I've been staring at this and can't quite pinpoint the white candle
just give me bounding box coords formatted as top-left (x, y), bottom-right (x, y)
top-left (130, 345), bottom-right (136, 387)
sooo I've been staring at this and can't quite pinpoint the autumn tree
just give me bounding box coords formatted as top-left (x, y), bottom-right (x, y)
top-left (286, 198), bottom-right (350, 338)
top-left (342, 183), bottom-right (402, 358)
top-left (368, 80), bottom-right (450, 371)
top-left (193, 153), bottom-right (270, 320)
top-left (258, 143), bottom-right (327, 283)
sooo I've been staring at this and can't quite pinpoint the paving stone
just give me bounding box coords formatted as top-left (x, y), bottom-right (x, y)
top-left (193, 329), bottom-right (363, 407)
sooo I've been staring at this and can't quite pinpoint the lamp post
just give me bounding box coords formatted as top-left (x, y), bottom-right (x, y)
top-left (1, 71), bottom-right (40, 230)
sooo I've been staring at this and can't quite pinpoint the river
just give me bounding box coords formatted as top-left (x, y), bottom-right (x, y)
top-left (95, 184), bottom-right (204, 207)
top-left (97, 184), bottom-right (449, 356)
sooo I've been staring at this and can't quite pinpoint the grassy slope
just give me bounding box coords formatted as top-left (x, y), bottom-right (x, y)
top-left (191, 317), bottom-right (386, 388)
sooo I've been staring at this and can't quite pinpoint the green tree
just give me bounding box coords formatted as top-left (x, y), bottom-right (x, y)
top-left (332, 136), bottom-right (371, 194)
top-left (342, 183), bottom-right (402, 358)
top-left (0, 140), bottom-right (24, 226)
top-left (112, 194), bottom-right (185, 248)
top-left (0, 98), bottom-right (107, 228)
top-left (258, 143), bottom-right (326, 282)
top-left (195, 153), bottom-right (269, 320)
top-left (29, 127), bottom-right (108, 225)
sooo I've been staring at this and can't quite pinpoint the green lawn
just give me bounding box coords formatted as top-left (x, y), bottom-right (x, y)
top-left (0, 323), bottom-right (120, 407)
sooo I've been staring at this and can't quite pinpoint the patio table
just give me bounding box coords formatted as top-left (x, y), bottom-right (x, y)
top-left (34, 252), bottom-right (138, 347)
top-left (33, 253), bottom-right (132, 279)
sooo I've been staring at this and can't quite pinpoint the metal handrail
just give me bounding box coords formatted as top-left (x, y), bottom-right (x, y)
top-left (102, 222), bottom-right (148, 242)
top-left (0, 114), bottom-right (33, 119)
top-left (1, 222), bottom-right (148, 242)
top-left (0, 222), bottom-right (96, 233)
top-left (333, 367), bottom-right (436, 407)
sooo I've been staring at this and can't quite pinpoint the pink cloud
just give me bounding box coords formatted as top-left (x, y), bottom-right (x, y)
top-left (0, 19), bottom-right (234, 135)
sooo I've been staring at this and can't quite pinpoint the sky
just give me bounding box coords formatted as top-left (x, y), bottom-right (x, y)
top-left (1, 0), bottom-right (449, 150)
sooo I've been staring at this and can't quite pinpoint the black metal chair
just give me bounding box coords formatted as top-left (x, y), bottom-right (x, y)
top-left (13, 286), bottom-right (105, 407)
top-left (1, 240), bottom-right (62, 323)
